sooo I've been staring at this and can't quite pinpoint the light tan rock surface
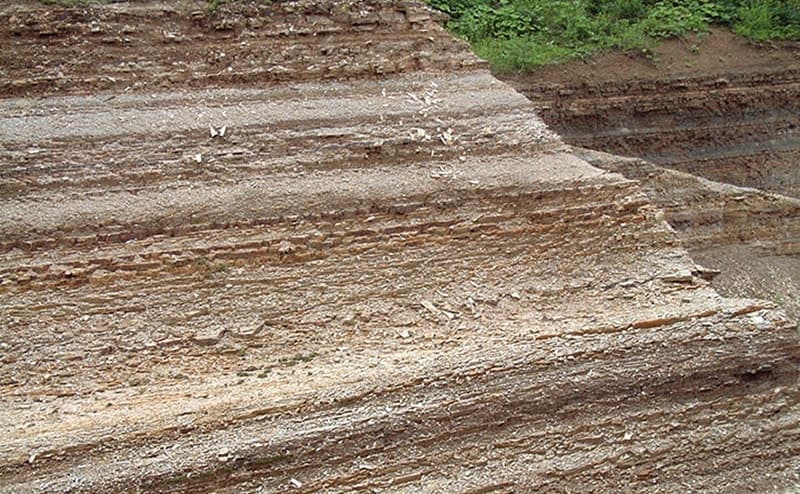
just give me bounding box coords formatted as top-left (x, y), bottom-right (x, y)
top-left (0, 2), bottom-right (798, 492)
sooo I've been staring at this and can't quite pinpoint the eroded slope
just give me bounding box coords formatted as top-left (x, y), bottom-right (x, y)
top-left (573, 146), bottom-right (800, 321)
top-left (511, 30), bottom-right (800, 199)
top-left (508, 29), bottom-right (800, 325)
top-left (0, 2), bottom-right (798, 493)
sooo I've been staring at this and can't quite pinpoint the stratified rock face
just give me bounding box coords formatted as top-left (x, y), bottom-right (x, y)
top-left (506, 29), bottom-right (800, 330)
top-left (509, 30), bottom-right (800, 200)
top-left (0, 2), bottom-right (798, 493)
top-left (574, 147), bottom-right (800, 322)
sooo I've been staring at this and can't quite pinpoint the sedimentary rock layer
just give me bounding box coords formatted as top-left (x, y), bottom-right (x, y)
top-left (0, 2), bottom-right (798, 492)
top-left (509, 31), bottom-right (800, 200)
top-left (504, 32), bottom-right (800, 323)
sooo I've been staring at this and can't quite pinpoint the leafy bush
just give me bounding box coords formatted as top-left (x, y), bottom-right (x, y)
top-left (428, 0), bottom-right (800, 72)
top-left (642, 1), bottom-right (713, 38)
top-left (473, 36), bottom-right (578, 72)
top-left (734, 0), bottom-right (800, 40)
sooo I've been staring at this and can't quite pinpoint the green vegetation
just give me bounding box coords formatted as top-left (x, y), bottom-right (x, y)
top-left (427, 0), bottom-right (800, 72)
top-left (206, 0), bottom-right (231, 13)
top-left (734, 0), bottom-right (800, 40)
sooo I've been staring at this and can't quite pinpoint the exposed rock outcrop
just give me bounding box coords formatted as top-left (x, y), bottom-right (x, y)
top-left (0, 2), bottom-right (798, 493)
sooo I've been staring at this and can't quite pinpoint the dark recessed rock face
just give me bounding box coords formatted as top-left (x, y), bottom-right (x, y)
top-left (504, 30), bottom-right (800, 322)
top-left (0, 3), bottom-right (798, 493)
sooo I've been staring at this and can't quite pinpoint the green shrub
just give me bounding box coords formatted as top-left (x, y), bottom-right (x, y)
top-left (473, 36), bottom-right (579, 72)
top-left (428, 0), bottom-right (800, 72)
top-left (734, 0), bottom-right (800, 40)
top-left (591, 0), bottom-right (648, 21)
top-left (642, 1), bottom-right (711, 38)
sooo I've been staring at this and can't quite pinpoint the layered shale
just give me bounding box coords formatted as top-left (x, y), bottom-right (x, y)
top-left (1, 2), bottom-right (798, 493)
top-left (508, 30), bottom-right (800, 323)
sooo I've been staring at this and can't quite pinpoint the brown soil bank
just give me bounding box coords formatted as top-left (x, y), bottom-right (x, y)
top-left (1, 3), bottom-right (799, 493)
top-left (509, 29), bottom-right (800, 199)
top-left (506, 29), bottom-right (800, 321)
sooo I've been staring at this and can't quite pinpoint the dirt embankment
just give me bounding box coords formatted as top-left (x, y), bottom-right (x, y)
top-left (1, 3), bottom-right (799, 493)
top-left (510, 30), bottom-right (800, 199)
top-left (506, 30), bottom-right (800, 321)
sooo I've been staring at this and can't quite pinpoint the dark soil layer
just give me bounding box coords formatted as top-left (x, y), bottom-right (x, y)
top-left (509, 29), bottom-right (800, 199)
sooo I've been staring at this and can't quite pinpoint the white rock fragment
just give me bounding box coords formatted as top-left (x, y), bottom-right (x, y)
top-left (208, 125), bottom-right (228, 138)
top-left (439, 128), bottom-right (454, 146)
top-left (421, 300), bottom-right (439, 315)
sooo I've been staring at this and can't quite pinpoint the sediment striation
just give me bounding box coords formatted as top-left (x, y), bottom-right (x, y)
top-left (1, 2), bottom-right (798, 492)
